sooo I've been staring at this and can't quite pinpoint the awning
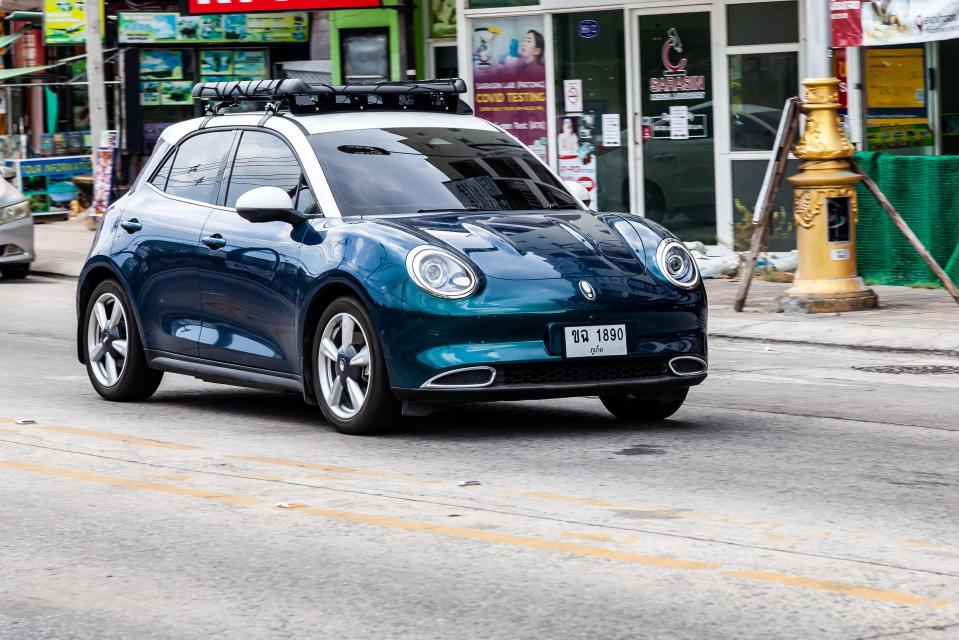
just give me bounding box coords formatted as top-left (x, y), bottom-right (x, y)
top-left (0, 31), bottom-right (25, 51)
top-left (0, 64), bottom-right (55, 81)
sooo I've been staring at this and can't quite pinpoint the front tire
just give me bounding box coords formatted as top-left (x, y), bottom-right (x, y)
top-left (601, 388), bottom-right (688, 422)
top-left (313, 297), bottom-right (400, 435)
top-left (83, 280), bottom-right (163, 401)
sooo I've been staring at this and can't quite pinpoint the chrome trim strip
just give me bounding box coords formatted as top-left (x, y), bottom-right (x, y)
top-left (668, 356), bottom-right (708, 377)
top-left (421, 366), bottom-right (497, 389)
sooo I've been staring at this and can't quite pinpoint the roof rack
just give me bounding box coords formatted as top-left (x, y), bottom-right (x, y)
top-left (190, 78), bottom-right (472, 118)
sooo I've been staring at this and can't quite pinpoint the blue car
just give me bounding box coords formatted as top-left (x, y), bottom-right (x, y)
top-left (77, 79), bottom-right (706, 435)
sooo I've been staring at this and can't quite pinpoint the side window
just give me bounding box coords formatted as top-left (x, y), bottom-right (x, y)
top-left (226, 130), bottom-right (303, 208)
top-left (150, 146), bottom-right (175, 191)
top-left (164, 130), bottom-right (235, 204)
top-left (294, 176), bottom-right (318, 215)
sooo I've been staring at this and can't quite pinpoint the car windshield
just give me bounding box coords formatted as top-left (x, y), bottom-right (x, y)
top-left (309, 127), bottom-right (579, 217)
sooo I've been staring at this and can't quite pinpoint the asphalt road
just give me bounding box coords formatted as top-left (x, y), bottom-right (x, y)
top-left (1, 276), bottom-right (957, 640)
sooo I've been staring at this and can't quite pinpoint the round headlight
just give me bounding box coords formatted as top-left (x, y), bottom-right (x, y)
top-left (655, 239), bottom-right (699, 289)
top-left (406, 246), bottom-right (478, 299)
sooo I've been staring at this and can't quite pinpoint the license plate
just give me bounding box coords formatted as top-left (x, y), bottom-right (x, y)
top-left (563, 324), bottom-right (627, 358)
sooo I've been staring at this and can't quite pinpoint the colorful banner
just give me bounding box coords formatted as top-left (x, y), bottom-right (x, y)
top-left (92, 147), bottom-right (115, 218)
top-left (472, 17), bottom-right (548, 160)
top-left (187, 0), bottom-right (380, 13)
top-left (44, 0), bottom-right (102, 45)
top-left (118, 12), bottom-right (308, 44)
top-left (556, 115), bottom-right (598, 202)
top-left (832, 1), bottom-right (959, 47)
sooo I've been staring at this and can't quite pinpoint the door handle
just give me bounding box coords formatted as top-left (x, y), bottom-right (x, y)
top-left (120, 218), bottom-right (142, 233)
top-left (201, 233), bottom-right (227, 250)
top-left (654, 153), bottom-right (676, 160)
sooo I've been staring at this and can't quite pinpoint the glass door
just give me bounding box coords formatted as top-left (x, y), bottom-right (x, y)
top-left (636, 12), bottom-right (715, 243)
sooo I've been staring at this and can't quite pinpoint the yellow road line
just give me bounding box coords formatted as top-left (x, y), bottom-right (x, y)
top-left (2, 459), bottom-right (951, 609)
top-left (0, 418), bottom-right (200, 451)
top-left (0, 462), bottom-right (255, 506)
top-left (228, 455), bottom-right (443, 485)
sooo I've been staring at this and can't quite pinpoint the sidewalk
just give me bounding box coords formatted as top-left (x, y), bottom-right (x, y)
top-left (708, 279), bottom-right (959, 355)
top-left (24, 220), bottom-right (959, 355)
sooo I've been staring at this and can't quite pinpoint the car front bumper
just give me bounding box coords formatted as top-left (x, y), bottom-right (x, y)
top-left (380, 276), bottom-right (708, 399)
top-left (0, 215), bottom-right (35, 265)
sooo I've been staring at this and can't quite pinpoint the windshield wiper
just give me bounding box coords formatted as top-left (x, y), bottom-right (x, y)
top-left (417, 207), bottom-right (482, 213)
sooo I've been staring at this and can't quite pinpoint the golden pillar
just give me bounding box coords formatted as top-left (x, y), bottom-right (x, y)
top-left (778, 78), bottom-right (879, 313)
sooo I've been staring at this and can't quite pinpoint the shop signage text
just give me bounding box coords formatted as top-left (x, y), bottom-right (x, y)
top-left (187, 0), bottom-right (380, 13)
top-left (832, 0), bottom-right (959, 46)
top-left (577, 20), bottom-right (599, 39)
top-left (44, 0), bottom-right (102, 45)
top-left (649, 28), bottom-right (706, 102)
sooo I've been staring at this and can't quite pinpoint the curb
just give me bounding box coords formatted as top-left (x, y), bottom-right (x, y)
top-left (28, 270), bottom-right (79, 281)
top-left (710, 332), bottom-right (959, 358)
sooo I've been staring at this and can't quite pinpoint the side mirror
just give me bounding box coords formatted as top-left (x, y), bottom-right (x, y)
top-left (1, 166), bottom-right (15, 180)
top-left (235, 186), bottom-right (304, 224)
top-left (563, 180), bottom-right (591, 208)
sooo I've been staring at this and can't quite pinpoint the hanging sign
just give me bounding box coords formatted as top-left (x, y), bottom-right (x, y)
top-left (187, 0), bottom-right (381, 13)
top-left (556, 115), bottom-right (598, 202)
top-left (118, 12), bottom-right (308, 44)
top-left (832, 0), bottom-right (959, 47)
top-left (92, 147), bottom-right (116, 218)
top-left (44, 0), bottom-right (102, 45)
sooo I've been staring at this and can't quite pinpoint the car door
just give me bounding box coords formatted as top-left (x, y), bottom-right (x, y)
top-left (115, 128), bottom-right (236, 357)
top-left (197, 128), bottom-right (317, 374)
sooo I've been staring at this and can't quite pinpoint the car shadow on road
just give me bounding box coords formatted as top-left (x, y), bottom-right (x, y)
top-left (149, 387), bottom-right (708, 440)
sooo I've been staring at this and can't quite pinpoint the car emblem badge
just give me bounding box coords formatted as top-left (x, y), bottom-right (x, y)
top-left (579, 280), bottom-right (596, 300)
top-left (338, 360), bottom-right (345, 372)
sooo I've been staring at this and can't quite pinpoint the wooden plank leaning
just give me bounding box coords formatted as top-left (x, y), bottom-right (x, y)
top-left (732, 97), bottom-right (801, 312)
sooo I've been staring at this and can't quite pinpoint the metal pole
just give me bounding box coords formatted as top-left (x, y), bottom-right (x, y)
top-left (804, 0), bottom-right (831, 77)
top-left (85, 0), bottom-right (107, 151)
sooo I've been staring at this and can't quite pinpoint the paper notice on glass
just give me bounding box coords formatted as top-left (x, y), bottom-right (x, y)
top-left (669, 106), bottom-right (689, 140)
top-left (601, 113), bottom-right (621, 147)
top-left (563, 79), bottom-right (583, 113)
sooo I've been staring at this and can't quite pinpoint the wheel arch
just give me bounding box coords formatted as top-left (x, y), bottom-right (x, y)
top-left (298, 273), bottom-right (386, 405)
top-left (76, 262), bottom-right (144, 364)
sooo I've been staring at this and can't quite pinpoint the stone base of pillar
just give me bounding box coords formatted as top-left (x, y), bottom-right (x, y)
top-left (775, 288), bottom-right (879, 314)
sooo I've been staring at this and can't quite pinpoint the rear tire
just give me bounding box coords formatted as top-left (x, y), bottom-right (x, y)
top-left (0, 264), bottom-right (29, 279)
top-left (313, 296), bottom-right (400, 435)
top-left (83, 280), bottom-right (163, 401)
top-left (601, 388), bottom-right (688, 422)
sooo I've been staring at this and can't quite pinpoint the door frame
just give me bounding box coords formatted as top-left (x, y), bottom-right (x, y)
top-left (626, 3), bottom-right (717, 238)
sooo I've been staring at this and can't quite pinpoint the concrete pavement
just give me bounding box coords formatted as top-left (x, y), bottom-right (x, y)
top-left (1, 276), bottom-right (958, 639)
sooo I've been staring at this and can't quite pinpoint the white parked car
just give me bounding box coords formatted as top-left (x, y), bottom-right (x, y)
top-left (0, 166), bottom-right (33, 280)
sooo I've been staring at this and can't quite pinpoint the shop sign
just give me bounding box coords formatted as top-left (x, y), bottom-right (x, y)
top-left (642, 112), bottom-right (708, 140)
top-left (863, 47), bottom-right (931, 150)
top-left (577, 20), bottom-right (600, 39)
top-left (14, 26), bottom-right (45, 69)
top-left (430, 0), bottom-right (456, 39)
top-left (5, 156), bottom-right (92, 214)
top-left (563, 79), bottom-right (582, 113)
top-left (187, 0), bottom-right (380, 13)
top-left (44, 0), bottom-right (102, 45)
top-left (472, 17), bottom-right (548, 161)
top-left (556, 115), bottom-right (598, 203)
top-left (118, 12), bottom-right (308, 44)
top-left (92, 147), bottom-right (115, 218)
top-left (831, 0), bottom-right (959, 46)
top-left (649, 28), bottom-right (706, 102)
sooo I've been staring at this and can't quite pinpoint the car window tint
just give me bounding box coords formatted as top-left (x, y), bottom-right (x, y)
top-left (165, 131), bottom-right (234, 203)
top-left (150, 146), bottom-right (175, 191)
top-left (226, 130), bottom-right (302, 208)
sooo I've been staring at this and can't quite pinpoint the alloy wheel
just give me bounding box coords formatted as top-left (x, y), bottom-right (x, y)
top-left (86, 292), bottom-right (129, 387)
top-left (317, 312), bottom-right (372, 421)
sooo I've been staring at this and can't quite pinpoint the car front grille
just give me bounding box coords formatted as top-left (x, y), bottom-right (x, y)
top-left (496, 357), bottom-right (670, 386)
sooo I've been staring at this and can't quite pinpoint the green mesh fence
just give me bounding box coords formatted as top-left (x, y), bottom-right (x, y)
top-left (854, 151), bottom-right (959, 287)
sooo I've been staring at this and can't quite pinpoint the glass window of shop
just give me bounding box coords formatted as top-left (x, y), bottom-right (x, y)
top-left (467, 0), bottom-right (537, 8)
top-left (553, 12), bottom-right (627, 213)
top-left (726, 1), bottom-right (799, 248)
top-left (638, 12), bottom-right (714, 243)
top-left (941, 39), bottom-right (959, 155)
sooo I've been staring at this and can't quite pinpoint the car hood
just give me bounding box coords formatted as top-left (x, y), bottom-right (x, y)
top-left (380, 211), bottom-right (662, 280)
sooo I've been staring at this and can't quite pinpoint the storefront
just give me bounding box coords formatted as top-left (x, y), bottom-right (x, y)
top-left (457, 0), bottom-right (802, 247)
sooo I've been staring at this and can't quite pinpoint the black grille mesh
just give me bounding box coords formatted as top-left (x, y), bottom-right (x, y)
top-left (497, 358), bottom-right (669, 386)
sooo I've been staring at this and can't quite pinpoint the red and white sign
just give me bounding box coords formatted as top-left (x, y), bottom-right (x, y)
top-left (186, 0), bottom-right (381, 14)
top-left (648, 28), bottom-right (705, 102)
top-left (832, 0), bottom-right (959, 47)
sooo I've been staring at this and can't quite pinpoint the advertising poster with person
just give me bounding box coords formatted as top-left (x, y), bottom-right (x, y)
top-left (556, 116), bottom-right (598, 203)
top-left (472, 17), bottom-right (548, 161)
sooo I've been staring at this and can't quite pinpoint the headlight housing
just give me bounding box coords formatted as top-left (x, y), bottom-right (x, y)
top-left (406, 245), bottom-right (478, 299)
top-left (0, 201), bottom-right (30, 225)
top-left (655, 239), bottom-right (699, 289)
